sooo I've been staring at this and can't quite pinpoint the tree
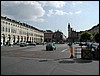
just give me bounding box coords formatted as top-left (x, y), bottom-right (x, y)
top-left (94, 33), bottom-right (99, 43)
top-left (80, 32), bottom-right (93, 42)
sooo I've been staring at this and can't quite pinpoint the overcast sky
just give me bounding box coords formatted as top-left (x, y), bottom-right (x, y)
top-left (1, 1), bottom-right (99, 37)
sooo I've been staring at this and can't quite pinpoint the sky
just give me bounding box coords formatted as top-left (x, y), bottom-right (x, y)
top-left (1, 1), bottom-right (99, 37)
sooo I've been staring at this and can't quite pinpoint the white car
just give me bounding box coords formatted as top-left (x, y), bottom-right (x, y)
top-left (92, 42), bottom-right (99, 49)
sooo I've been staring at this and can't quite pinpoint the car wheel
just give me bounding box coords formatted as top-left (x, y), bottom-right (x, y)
top-left (46, 47), bottom-right (48, 51)
top-left (51, 48), bottom-right (53, 51)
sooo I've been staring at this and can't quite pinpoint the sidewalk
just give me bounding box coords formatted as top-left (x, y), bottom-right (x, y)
top-left (1, 56), bottom-right (99, 75)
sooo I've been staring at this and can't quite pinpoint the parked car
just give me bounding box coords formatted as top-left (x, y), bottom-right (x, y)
top-left (36, 42), bottom-right (40, 45)
top-left (46, 42), bottom-right (56, 51)
top-left (79, 42), bottom-right (87, 46)
top-left (16, 42), bottom-right (22, 45)
top-left (91, 42), bottom-right (99, 50)
top-left (20, 42), bottom-right (28, 47)
top-left (86, 42), bottom-right (93, 46)
top-left (28, 42), bottom-right (36, 46)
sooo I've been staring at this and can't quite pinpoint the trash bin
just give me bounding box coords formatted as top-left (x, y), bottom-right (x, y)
top-left (81, 46), bottom-right (92, 60)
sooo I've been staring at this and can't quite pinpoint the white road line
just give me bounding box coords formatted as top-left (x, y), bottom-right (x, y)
top-left (61, 49), bottom-right (67, 52)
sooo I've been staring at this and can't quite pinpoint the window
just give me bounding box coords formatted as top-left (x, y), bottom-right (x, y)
top-left (9, 23), bottom-right (10, 25)
top-left (6, 27), bottom-right (7, 32)
top-left (3, 21), bottom-right (5, 23)
top-left (6, 22), bottom-right (7, 24)
top-left (8, 28), bottom-right (10, 32)
top-left (3, 27), bottom-right (4, 31)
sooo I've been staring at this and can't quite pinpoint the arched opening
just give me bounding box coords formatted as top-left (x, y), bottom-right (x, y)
top-left (30, 37), bottom-right (31, 42)
top-left (27, 36), bottom-right (29, 42)
top-left (17, 36), bottom-right (19, 43)
top-left (32, 37), bottom-right (34, 42)
top-left (21, 36), bottom-right (23, 42)
top-left (24, 36), bottom-right (26, 42)
top-left (1, 34), bottom-right (5, 45)
top-left (6, 34), bottom-right (10, 46)
top-left (8, 34), bottom-right (10, 41)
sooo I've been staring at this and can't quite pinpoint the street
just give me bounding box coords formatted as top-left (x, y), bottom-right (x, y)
top-left (1, 44), bottom-right (99, 75)
top-left (1, 44), bottom-right (70, 59)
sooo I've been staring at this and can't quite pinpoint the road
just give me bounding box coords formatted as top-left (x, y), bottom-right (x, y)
top-left (1, 44), bottom-right (70, 59)
top-left (1, 44), bottom-right (99, 75)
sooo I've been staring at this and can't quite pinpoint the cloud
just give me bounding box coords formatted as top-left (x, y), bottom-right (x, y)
top-left (69, 12), bottom-right (73, 15)
top-left (47, 9), bottom-right (67, 16)
top-left (75, 10), bottom-right (82, 14)
top-left (47, 9), bottom-right (82, 16)
top-left (55, 10), bottom-right (68, 15)
top-left (47, 9), bottom-right (74, 16)
top-left (72, 1), bottom-right (83, 6)
top-left (39, 1), bottom-right (66, 8)
top-left (1, 1), bottom-right (45, 22)
top-left (47, 9), bottom-right (54, 16)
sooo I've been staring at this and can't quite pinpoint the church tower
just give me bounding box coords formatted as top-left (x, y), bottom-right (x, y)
top-left (68, 23), bottom-right (71, 38)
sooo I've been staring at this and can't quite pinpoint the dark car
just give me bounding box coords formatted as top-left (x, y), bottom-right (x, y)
top-left (28, 42), bottom-right (36, 46)
top-left (79, 42), bottom-right (87, 46)
top-left (20, 42), bottom-right (28, 47)
top-left (46, 42), bottom-right (56, 51)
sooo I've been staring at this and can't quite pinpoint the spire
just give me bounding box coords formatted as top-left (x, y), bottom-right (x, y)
top-left (68, 23), bottom-right (70, 25)
top-left (68, 23), bottom-right (70, 28)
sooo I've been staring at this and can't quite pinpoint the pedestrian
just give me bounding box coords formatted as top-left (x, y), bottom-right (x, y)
top-left (69, 43), bottom-right (74, 58)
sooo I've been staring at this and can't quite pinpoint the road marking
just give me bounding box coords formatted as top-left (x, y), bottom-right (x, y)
top-left (61, 49), bottom-right (67, 52)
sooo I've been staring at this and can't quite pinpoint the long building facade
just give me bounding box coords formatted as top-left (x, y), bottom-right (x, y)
top-left (1, 16), bottom-right (44, 46)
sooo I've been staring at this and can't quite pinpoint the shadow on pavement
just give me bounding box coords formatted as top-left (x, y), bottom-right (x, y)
top-left (39, 60), bottom-right (48, 62)
top-left (38, 58), bottom-right (93, 64)
top-left (59, 60), bottom-right (75, 63)
top-left (74, 58), bottom-right (92, 63)
top-left (59, 58), bottom-right (92, 64)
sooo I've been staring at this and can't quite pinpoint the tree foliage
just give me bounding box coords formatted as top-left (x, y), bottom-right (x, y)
top-left (80, 32), bottom-right (93, 42)
top-left (94, 33), bottom-right (99, 43)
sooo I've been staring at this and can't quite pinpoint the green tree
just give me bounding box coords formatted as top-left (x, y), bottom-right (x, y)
top-left (80, 32), bottom-right (93, 42)
top-left (94, 33), bottom-right (99, 43)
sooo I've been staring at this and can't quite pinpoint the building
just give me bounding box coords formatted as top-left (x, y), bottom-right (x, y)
top-left (44, 30), bottom-right (54, 42)
top-left (1, 16), bottom-right (44, 46)
top-left (67, 23), bottom-right (79, 43)
top-left (44, 30), bottom-right (66, 43)
top-left (67, 23), bottom-right (99, 43)
top-left (53, 30), bottom-right (66, 43)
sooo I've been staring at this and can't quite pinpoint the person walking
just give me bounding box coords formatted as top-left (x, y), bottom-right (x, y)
top-left (69, 43), bottom-right (74, 58)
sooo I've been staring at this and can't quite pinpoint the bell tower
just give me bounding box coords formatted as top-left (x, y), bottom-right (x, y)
top-left (68, 23), bottom-right (71, 38)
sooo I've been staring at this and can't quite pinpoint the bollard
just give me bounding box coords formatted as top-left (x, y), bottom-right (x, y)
top-left (74, 46), bottom-right (81, 58)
